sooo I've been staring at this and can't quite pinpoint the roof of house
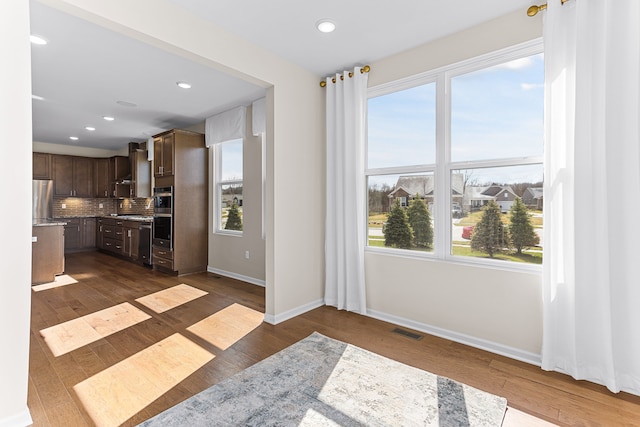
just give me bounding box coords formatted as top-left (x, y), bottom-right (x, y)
top-left (465, 185), bottom-right (517, 200)
top-left (388, 174), bottom-right (464, 198)
top-left (524, 187), bottom-right (544, 199)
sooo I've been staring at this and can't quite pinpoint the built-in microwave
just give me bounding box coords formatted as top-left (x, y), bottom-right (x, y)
top-left (153, 186), bottom-right (173, 214)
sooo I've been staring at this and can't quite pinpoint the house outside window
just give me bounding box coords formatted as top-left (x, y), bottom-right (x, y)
top-left (366, 40), bottom-right (544, 267)
top-left (215, 138), bottom-right (243, 234)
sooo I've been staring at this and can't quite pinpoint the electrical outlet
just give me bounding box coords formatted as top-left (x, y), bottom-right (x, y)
top-left (61, 203), bottom-right (66, 209)
top-left (120, 203), bottom-right (123, 208)
top-left (245, 250), bottom-right (250, 260)
top-left (99, 203), bottom-right (103, 209)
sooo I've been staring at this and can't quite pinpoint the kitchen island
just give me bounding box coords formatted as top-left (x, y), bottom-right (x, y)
top-left (32, 221), bottom-right (66, 285)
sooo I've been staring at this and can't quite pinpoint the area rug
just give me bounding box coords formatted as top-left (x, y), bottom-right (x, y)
top-left (138, 332), bottom-right (507, 426)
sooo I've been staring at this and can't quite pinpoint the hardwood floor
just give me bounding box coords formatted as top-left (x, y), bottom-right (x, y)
top-left (28, 251), bottom-right (640, 426)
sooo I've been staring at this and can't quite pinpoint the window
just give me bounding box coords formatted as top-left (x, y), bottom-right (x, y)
top-left (366, 41), bottom-right (544, 267)
top-left (215, 138), bottom-right (243, 233)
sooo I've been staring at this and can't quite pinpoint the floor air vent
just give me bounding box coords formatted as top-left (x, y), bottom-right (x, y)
top-left (391, 327), bottom-right (423, 340)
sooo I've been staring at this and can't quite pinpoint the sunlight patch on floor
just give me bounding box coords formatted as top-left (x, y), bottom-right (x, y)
top-left (40, 302), bottom-right (151, 356)
top-left (32, 274), bottom-right (78, 292)
top-left (74, 333), bottom-right (214, 427)
top-left (187, 303), bottom-right (263, 350)
top-left (135, 283), bottom-right (208, 313)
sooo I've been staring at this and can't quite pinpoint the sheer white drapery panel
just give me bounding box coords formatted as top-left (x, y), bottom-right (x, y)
top-left (205, 106), bottom-right (246, 147)
top-left (324, 67), bottom-right (368, 313)
top-left (542, 0), bottom-right (640, 395)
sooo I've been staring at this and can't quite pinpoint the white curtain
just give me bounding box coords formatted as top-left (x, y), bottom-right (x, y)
top-left (205, 106), bottom-right (246, 147)
top-left (542, 0), bottom-right (640, 394)
top-left (325, 67), bottom-right (368, 313)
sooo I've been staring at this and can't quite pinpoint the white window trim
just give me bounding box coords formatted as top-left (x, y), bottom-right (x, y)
top-left (365, 38), bottom-right (544, 274)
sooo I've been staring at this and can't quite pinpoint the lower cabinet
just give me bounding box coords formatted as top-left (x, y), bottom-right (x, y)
top-left (97, 217), bottom-right (148, 264)
top-left (123, 221), bottom-right (139, 260)
top-left (58, 217), bottom-right (96, 252)
top-left (152, 246), bottom-right (173, 271)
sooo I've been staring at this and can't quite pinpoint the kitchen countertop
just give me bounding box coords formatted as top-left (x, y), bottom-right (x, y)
top-left (33, 220), bottom-right (67, 227)
top-left (102, 215), bottom-right (154, 222)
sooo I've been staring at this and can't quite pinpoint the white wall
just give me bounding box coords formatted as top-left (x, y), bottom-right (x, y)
top-left (45, 0), bottom-right (325, 321)
top-left (1, 2), bottom-right (35, 426)
top-left (208, 106), bottom-right (266, 285)
top-left (366, 11), bottom-right (544, 360)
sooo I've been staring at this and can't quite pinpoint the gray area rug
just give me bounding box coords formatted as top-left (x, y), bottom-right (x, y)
top-left (139, 332), bottom-right (507, 426)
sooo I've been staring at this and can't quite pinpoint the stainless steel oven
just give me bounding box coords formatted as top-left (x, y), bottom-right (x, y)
top-left (153, 186), bottom-right (173, 214)
top-left (153, 186), bottom-right (173, 248)
top-left (153, 214), bottom-right (172, 248)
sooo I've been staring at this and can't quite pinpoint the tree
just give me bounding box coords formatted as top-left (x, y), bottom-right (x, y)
top-left (407, 194), bottom-right (433, 248)
top-left (225, 203), bottom-right (243, 231)
top-left (383, 199), bottom-right (413, 248)
top-left (508, 197), bottom-right (538, 254)
top-left (471, 200), bottom-right (508, 257)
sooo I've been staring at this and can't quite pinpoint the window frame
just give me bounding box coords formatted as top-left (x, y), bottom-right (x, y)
top-left (365, 39), bottom-right (544, 273)
top-left (214, 138), bottom-right (244, 236)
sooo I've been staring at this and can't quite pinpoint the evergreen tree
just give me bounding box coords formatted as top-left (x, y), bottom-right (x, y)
top-left (407, 194), bottom-right (433, 248)
top-left (383, 199), bottom-right (413, 248)
top-left (225, 203), bottom-right (243, 231)
top-left (471, 200), bottom-right (508, 257)
top-left (508, 197), bottom-right (538, 254)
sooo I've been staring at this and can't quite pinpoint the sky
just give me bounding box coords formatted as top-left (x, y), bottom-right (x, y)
top-left (220, 138), bottom-right (243, 181)
top-left (367, 53), bottom-right (544, 188)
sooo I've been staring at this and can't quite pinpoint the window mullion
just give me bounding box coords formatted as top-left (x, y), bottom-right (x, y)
top-left (434, 72), bottom-right (449, 259)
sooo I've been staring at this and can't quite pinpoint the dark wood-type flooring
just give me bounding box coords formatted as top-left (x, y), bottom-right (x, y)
top-left (28, 251), bottom-right (640, 426)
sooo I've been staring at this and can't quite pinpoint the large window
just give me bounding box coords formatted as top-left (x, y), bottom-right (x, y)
top-left (215, 138), bottom-right (243, 234)
top-left (366, 42), bottom-right (544, 267)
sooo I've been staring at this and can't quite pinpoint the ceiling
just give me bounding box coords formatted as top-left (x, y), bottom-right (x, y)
top-left (30, 0), bottom-right (532, 151)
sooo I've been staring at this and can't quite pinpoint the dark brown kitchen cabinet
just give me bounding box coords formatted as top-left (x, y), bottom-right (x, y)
top-left (52, 155), bottom-right (93, 197)
top-left (32, 224), bottom-right (64, 284)
top-left (130, 149), bottom-right (151, 198)
top-left (94, 158), bottom-right (110, 198)
top-left (153, 132), bottom-right (174, 178)
top-left (123, 221), bottom-right (139, 260)
top-left (152, 129), bottom-right (207, 275)
top-left (60, 217), bottom-right (96, 252)
top-left (33, 152), bottom-right (52, 179)
top-left (63, 218), bottom-right (81, 251)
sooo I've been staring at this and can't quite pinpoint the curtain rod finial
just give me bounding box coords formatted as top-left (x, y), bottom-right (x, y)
top-left (320, 80), bottom-right (327, 88)
top-left (527, 4), bottom-right (547, 17)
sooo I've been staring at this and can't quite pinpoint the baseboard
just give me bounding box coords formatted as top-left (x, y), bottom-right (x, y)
top-left (263, 299), bottom-right (324, 325)
top-left (206, 267), bottom-right (265, 287)
top-left (366, 309), bottom-right (542, 366)
top-left (0, 408), bottom-right (32, 427)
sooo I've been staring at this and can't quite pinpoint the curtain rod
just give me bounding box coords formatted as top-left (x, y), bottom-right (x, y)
top-left (527, 0), bottom-right (570, 16)
top-left (320, 65), bottom-right (371, 87)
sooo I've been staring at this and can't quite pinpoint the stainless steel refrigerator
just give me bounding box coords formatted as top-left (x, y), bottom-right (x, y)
top-left (33, 179), bottom-right (53, 222)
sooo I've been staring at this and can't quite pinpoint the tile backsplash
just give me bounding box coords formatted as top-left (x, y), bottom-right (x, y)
top-left (53, 197), bottom-right (154, 217)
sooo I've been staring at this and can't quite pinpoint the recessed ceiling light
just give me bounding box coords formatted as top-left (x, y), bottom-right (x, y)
top-left (69, 136), bottom-right (79, 141)
top-left (30, 35), bottom-right (48, 45)
top-left (316, 20), bottom-right (336, 33)
top-left (103, 116), bottom-right (115, 121)
top-left (176, 81), bottom-right (192, 89)
top-left (85, 126), bottom-right (96, 131)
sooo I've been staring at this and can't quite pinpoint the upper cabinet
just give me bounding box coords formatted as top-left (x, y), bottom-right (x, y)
top-left (131, 149), bottom-right (151, 198)
top-left (153, 132), bottom-right (174, 178)
top-left (94, 158), bottom-right (110, 198)
top-left (52, 155), bottom-right (93, 197)
top-left (33, 152), bottom-right (52, 179)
